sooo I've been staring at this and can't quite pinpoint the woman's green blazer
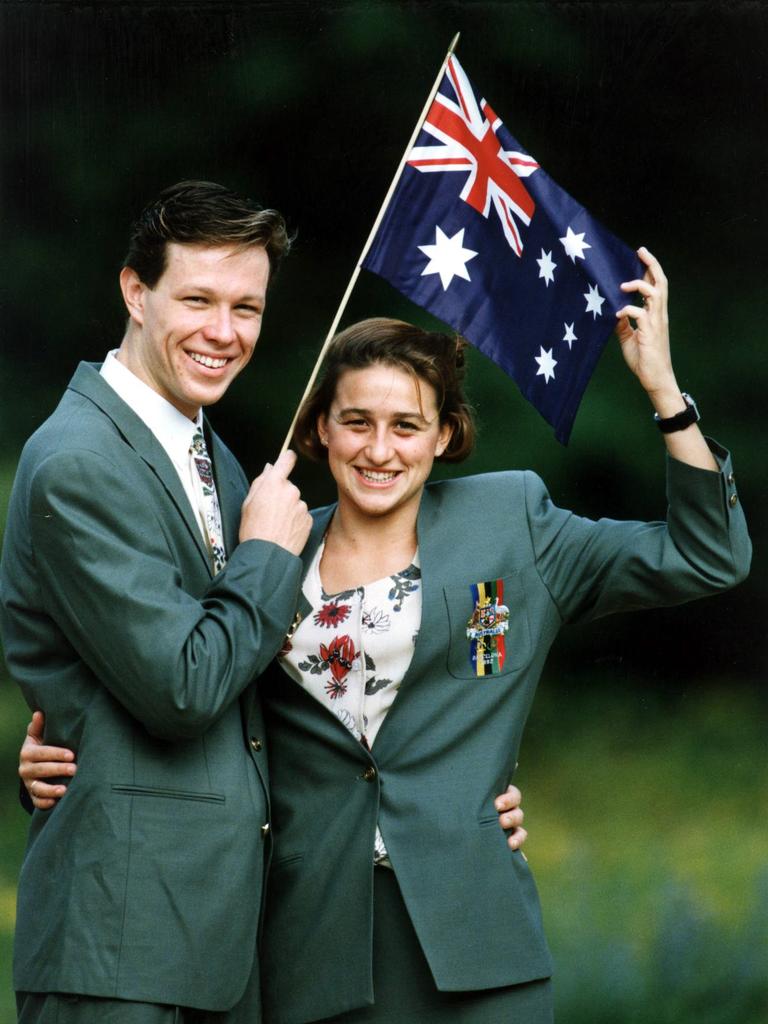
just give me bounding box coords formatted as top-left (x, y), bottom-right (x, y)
top-left (250, 443), bottom-right (750, 1024)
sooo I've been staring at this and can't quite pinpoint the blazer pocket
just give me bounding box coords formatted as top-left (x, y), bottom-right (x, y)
top-left (111, 784), bottom-right (225, 804)
top-left (443, 571), bottom-right (532, 680)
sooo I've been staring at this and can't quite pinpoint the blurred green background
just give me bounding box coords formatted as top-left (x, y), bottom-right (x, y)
top-left (0, 2), bottom-right (765, 1022)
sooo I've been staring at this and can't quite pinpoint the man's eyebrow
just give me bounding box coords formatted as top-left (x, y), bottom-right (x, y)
top-left (179, 283), bottom-right (265, 303)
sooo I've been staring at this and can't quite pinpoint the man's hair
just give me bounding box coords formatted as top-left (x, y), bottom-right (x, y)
top-left (294, 317), bottom-right (477, 464)
top-left (123, 180), bottom-right (291, 287)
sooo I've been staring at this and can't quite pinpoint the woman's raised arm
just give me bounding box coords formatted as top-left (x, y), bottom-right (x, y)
top-left (616, 246), bottom-right (718, 472)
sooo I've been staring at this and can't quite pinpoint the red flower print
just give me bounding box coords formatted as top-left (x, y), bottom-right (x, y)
top-left (314, 602), bottom-right (352, 628)
top-left (319, 634), bottom-right (357, 687)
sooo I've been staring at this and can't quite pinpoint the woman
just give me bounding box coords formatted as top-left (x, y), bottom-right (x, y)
top-left (19, 249), bottom-right (751, 1023)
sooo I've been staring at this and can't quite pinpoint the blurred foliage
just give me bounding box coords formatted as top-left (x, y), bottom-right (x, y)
top-left (0, 1), bottom-right (766, 1019)
top-left (525, 677), bottom-right (768, 1024)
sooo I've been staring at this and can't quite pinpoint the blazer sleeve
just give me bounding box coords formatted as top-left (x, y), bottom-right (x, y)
top-left (523, 439), bottom-right (751, 625)
top-left (26, 446), bottom-right (303, 741)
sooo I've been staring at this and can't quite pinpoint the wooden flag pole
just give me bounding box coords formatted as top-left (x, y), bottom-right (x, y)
top-left (278, 32), bottom-right (461, 456)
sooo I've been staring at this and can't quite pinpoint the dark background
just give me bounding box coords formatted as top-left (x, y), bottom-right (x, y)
top-left (1, 0), bottom-right (764, 683)
top-left (0, 3), bottom-right (766, 1022)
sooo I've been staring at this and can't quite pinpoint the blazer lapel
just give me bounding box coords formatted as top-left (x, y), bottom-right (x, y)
top-left (243, 502), bottom-right (334, 729)
top-left (206, 423), bottom-right (244, 559)
top-left (294, 504), bottom-right (334, 627)
top-left (260, 502), bottom-right (375, 756)
top-left (368, 486), bottom-right (445, 759)
top-left (68, 362), bottom-right (212, 574)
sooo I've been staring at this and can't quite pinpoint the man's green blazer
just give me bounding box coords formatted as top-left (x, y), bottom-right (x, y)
top-left (253, 444), bottom-right (750, 1024)
top-left (0, 363), bottom-right (302, 1011)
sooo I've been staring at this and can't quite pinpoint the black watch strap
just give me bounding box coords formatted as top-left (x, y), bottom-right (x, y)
top-left (654, 392), bottom-right (700, 433)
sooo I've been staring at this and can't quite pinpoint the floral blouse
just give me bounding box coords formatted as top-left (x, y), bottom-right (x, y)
top-left (279, 541), bottom-right (422, 863)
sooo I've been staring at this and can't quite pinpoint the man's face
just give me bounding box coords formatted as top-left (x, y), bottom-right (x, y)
top-left (119, 242), bottom-right (270, 418)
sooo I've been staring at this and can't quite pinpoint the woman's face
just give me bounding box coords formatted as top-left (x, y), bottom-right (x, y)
top-left (317, 362), bottom-right (452, 523)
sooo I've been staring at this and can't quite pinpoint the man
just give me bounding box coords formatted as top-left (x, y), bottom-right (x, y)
top-left (0, 180), bottom-right (313, 1023)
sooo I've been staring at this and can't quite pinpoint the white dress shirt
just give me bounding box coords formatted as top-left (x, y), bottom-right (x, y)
top-left (100, 351), bottom-right (208, 542)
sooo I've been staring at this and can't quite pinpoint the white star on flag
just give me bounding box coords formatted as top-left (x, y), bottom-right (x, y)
top-left (418, 226), bottom-right (478, 290)
top-left (584, 283), bottom-right (605, 319)
top-left (562, 323), bottom-right (577, 349)
top-left (536, 249), bottom-right (557, 286)
top-left (534, 346), bottom-right (557, 383)
top-left (559, 226), bottom-right (591, 263)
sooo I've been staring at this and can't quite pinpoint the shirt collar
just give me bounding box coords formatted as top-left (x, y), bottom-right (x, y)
top-left (100, 350), bottom-right (203, 471)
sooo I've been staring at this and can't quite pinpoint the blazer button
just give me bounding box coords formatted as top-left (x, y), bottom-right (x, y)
top-left (727, 472), bottom-right (735, 486)
top-left (250, 737), bottom-right (263, 752)
top-left (361, 766), bottom-right (377, 782)
top-left (261, 823), bottom-right (270, 838)
top-left (729, 493), bottom-right (739, 508)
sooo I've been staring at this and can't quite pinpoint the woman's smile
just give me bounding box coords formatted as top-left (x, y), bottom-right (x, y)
top-left (354, 467), bottom-right (402, 486)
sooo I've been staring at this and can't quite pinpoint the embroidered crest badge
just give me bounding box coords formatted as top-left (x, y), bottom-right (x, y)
top-left (466, 580), bottom-right (510, 677)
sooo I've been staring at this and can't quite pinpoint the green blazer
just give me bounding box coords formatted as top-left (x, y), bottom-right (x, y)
top-left (0, 363), bottom-right (302, 1011)
top-left (253, 444), bottom-right (750, 1024)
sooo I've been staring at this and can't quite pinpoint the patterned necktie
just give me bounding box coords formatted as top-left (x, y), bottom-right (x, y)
top-left (189, 429), bottom-right (227, 574)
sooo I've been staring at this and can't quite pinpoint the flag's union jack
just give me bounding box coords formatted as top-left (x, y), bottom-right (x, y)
top-left (408, 56), bottom-right (540, 256)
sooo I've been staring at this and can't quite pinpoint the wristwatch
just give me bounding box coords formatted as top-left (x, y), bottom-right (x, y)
top-left (654, 392), bottom-right (700, 433)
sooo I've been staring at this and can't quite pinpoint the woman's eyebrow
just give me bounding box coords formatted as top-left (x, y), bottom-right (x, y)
top-left (335, 406), bottom-right (428, 422)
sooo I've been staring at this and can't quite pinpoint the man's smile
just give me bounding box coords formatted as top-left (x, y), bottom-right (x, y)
top-left (187, 351), bottom-right (230, 369)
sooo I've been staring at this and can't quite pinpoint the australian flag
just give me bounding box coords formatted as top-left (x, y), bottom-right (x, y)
top-left (362, 54), bottom-right (644, 443)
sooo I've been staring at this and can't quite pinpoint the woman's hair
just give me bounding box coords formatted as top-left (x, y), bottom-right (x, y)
top-left (294, 318), bottom-right (476, 463)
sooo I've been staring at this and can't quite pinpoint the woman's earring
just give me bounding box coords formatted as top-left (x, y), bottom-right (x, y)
top-left (320, 436), bottom-right (328, 447)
